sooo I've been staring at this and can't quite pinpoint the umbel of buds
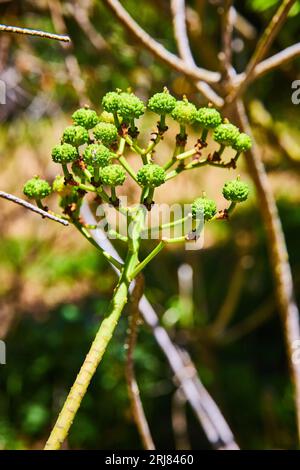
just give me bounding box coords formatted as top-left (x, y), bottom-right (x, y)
top-left (22, 88), bottom-right (251, 451)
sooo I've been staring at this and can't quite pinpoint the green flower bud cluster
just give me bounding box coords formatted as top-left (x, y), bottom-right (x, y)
top-left (171, 98), bottom-right (197, 125)
top-left (148, 89), bottom-right (177, 115)
top-left (83, 144), bottom-right (111, 167)
top-left (93, 122), bottom-right (118, 145)
top-left (232, 133), bottom-right (252, 152)
top-left (137, 164), bottom-right (166, 188)
top-left (191, 197), bottom-right (217, 221)
top-left (52, 143), bottom-right (78, 164)
top-left (72, 108), bottom-right (99, 129)
top-left (102, 91), bottom-right (145, 122)
top-left (195, 107), bottom-right (222, 129)
top-left (213, 123), bottom-right (240, 147)
top-left (99, 164), bottom-right (126, 187)
top-left (222, 179), bottom-right (249, 202)
top-left (62, 125), bottom-right (89, 147)
top-left (23, 176), bottom-right (52, 200)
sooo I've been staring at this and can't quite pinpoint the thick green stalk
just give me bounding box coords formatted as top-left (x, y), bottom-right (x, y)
top-left (44, 277), bottom-right (130, 450)
top-left (44, 209), bottom-right (146, 450)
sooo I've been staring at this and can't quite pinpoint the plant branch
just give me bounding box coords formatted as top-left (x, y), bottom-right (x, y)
top-left (103, 0), bottom-right (220, 84)
top-left (228, 0), bottom-right (296, 101)
top-left (0, 23), bottom-right (70, 42)
top-left (221, 0), bottom-right (235, 79)
top-left (126, 274), bottom-right (155, 450)
top-left (240, 42), bottom-right (300, 83)
top-left (170, 0), bottom-right (223, 106)
top-left (44, 276), bottom-right (130, 449)
top-left (233, 98), bottom-right (300, 441)
top-left (0, 191), bottom-right (69, 226)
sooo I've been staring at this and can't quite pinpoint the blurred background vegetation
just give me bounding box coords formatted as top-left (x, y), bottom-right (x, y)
top-left (0, 0), bottom-right (300, 450)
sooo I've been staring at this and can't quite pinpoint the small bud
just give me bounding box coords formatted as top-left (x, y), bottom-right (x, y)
top-left (62, 125), bottom-right (89, 147)
top-left (213, 123), bottom-right (240, 147)
top-left (52, 175), bottom-right (66, 193)
top-left (93, 122), bottom-right (118, 145)
top-left (99, 164), bottom-right (126, 187)
top-left (195, 107), bottom-right (222, 129)
top-left (23, 176), bottom-right (52, 200)
top-left (171, 99), bottom-right (197, 125)
top-left (52, 143), bottom-right (78, 164)
top-left (102, 91), bottom-right (121, 113)
top-left (72, 108), bottom-right (99, 129)
top-left (222, 179), bottom-right (249, 202)
top-left (191, 197), bottom-right (217, 221)
top-left (137, 164), bottom-right (166, 188)
top-left (118, 92), bottom-right (145, 120)
top-left (232, 133), bottom-right (252, 152)
top-left (99, 111), bottom-right (116, 124)
top-left (148, 89), bottom-right (177, 115)
top-left (83, 144), bottom-right (111, 167)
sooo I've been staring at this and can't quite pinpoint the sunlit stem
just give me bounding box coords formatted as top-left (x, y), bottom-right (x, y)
top-left (176, 148), bottom-right (197, 161)
top-left (111, 186), bottom-right (117, 202)
top-left (62, 163), bottom-right (71, 180)
top-left (118, 155), bottom-right (139, 183)
top-left (93, 167), bottom-right (100, 183)
top-left (146, 187), bottom-right (154, 204)
top-left (113, 112), bottom-right (120, 128)
top-left (227, 201), bottom-right (237, 214)
top-left (129, 241), bottom-right (165, 280)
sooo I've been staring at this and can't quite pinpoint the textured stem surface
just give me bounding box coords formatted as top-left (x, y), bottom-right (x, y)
top-left (44, 280), bottom-right (129, 450)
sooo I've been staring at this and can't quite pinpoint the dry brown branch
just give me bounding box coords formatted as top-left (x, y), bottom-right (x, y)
top-left (0, 191), bottom-right (69, 226)
top-left (103, 0), bottom-right (220, 84)
top-left (233, 98), bottom-right (300, 440)
top-left (228, 0), bottom-right (296, 101)
top-left (125, 274), bottom-right (155, 450)
top-left (0, 23), bottom-right (70, 42)
top-left (221, 0), bottom-right (235, 80)
top-left (240, 42), bottom-right (300, 83)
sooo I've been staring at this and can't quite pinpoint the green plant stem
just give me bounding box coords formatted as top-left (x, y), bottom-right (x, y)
top-left (44, 277), bottom-right (130, 450)
top-left (45, 209), bottom-right (146, 450)
top-left (201, 128), bottom-right (208, 141)
top-left (125, 135), bottom-right (144, 155)
top-left (129, 241), bottom-right (165, 280)
top-left (141, 214), bottom-right (191, 236)
top-left (118, 155), bottom-right (139, 183)
top-left (176, 148), bottom-right (197, 161)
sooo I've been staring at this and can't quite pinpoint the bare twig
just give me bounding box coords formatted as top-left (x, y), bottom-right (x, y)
top-left (125, 274), bottom-right (155, 450)
top-left (240, 42), bottom-right (300, 83)
top-left (80, 202), bottom-right (239, 450)
top-left (171, 0), bottom-right (195, 66)
top-left (103, 0), bottom-right (220, 84)
top-left (0, 23), bottom-right (70, 42)
top-left (0, 191), bottom-right (69, 226)
top-left (221, 0), bottom-right (235, 79)
top-left (170, 0), bottom-right (223, 107)
top-left (228, 0), bottom-right (296, 101)
top-left (233, 99), bottom-right (300, 441)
